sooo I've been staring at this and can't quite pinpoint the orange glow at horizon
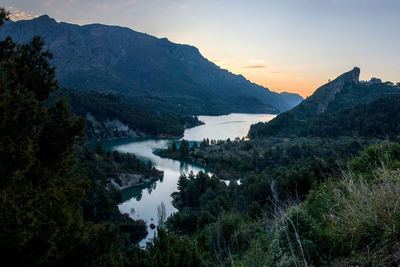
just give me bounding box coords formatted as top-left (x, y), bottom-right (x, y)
top-left (216, 62), bottom-right (323, 98)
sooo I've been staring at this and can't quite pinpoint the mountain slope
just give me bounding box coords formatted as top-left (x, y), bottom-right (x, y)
top-left (279, 92), bottom-right (304, 107)
top-left (249, 67), bottom-right (400, 138)
top-left (48, 88), bottom-right (201, 139)
top-left (0, 15), bottom-right (302, 115)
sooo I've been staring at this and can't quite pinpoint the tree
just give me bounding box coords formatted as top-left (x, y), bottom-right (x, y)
top-left (200, 138), bottom-right (210, 148)
top-left (180, 139), bottom-right (189, 155)
top-left (93, 141), bottom-right (104, 154)
top-left (171, 141), bottom-right (177, 152)
top-left (157, 202), bottom-right (167, 226)
top-left (0, 7), bottom-right (9, 25)
top-left (0, 9), bottom-right (127, 265)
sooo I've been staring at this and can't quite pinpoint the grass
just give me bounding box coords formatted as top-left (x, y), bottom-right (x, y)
top-left (246, 142), bottom-right (400, 266)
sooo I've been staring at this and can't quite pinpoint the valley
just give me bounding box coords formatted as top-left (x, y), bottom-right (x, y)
top-left (2, 6), bottom-right (400, 266)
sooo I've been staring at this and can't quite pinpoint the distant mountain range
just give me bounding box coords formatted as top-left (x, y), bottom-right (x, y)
top-left (0, 15), bottom-right (302, 115)
top-left (249, 67), bottom-right (400, 138)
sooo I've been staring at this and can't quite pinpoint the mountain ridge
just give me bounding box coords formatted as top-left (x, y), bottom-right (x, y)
top-left (248, 67), bottom-right (400, 138)
top-left (1, 15), bottom-right (303, 115)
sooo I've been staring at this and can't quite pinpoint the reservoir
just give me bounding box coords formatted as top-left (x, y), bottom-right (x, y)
top-left (102, 113), bottom-right (275, 245)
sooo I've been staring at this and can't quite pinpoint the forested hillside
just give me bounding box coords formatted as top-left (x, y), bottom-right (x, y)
top-left (0, 10), bottom-right (171, 265)
top-left (250, 94), bottom-right (400, 139)
top-left (49, 88), bottom-right (202, 139)
top-left (161, 142), bottom-right (400, 266)
top-left (249, 68), bottom-right (400, 138)
top-left (156, 67), bottom-right (400, 265)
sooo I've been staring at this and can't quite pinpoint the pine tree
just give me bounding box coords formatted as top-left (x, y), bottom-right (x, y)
top-left (179, 139), bottom-right (189, 155)
top-left (171, 141), bottom-right (177, 151)
top-left (0, 9), bottom-right (125, 266)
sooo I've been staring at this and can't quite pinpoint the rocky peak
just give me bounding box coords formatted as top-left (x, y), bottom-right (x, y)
top-left (342, 67), bottom-right (360, 84)
top-left (315, 67), bottom-right (360, 113)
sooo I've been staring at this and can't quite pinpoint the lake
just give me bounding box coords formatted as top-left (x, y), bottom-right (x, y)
top-left (108, 113), bottom-right (275, 245)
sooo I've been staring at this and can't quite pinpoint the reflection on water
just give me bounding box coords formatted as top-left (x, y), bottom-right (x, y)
top-left (121, 181), bottom-right (158, 202)
top-left (183, 113), bottom-right (275, 141)
top-left (108, 113), bottom-right (275, 246)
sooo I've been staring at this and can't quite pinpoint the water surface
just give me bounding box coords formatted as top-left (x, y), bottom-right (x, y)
top-left (111, 113), bottom-right (275, 245)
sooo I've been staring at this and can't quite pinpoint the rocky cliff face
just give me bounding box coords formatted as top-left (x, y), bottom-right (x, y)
top-left (0, 15), bottom-right (303, 115)
top-left (110, 173), bottom-right (160, 190)
top-left (314, 67), bottom-right (360, 113)
top-left (281, 67), bottom-right (362, 119)
top-left (248, 67), bottom-right (400, 138)
top-left (85, 113), bottom-right (142, 140)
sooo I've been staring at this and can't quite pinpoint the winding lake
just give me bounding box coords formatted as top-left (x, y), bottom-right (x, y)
top-left (104, 113), bottom-right (275, 245)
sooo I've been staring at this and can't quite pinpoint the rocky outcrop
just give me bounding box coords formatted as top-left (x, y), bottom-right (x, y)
top-left (110, 172), bottom-right (163, 190)
top-left (314, 67), bottom-right (360, 113)
top-left (85, 113), bottom-right (142, 140)
top-left (248, 67), bottom-right (400, 138)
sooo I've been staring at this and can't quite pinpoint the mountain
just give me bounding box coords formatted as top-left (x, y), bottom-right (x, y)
top-left (249, 67), bottom-right (400, 138)
top-left (0, 15), bottom-right (302, 115)
top-left (279, 92), bottom-right (304, 107)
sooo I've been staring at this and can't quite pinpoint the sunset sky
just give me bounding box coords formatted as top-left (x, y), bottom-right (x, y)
top-left (4, 0), bottom-right (400, 97)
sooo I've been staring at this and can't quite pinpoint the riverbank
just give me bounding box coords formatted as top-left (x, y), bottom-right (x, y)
top-left (109, 113), bottom-right (276, 245)
top-left (157, 136), bottom-right (384, 179)
top-left (84, 118), bottom-right (204, 143)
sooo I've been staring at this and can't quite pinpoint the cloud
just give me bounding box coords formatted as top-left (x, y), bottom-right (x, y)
top-left (270, 71), bottom-right (282, 74)
top-left (242, 65), bottom-right (268, 69)
top-left (8, 7), bottom-right (39, 21)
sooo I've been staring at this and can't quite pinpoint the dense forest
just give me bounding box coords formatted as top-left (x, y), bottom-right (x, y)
top-left (0, 10), bottom-right (192, 266)
top-left (49, 88), bottom-right (202, 139)
top-left (163, 142), bottom-right (400, 266)
top-left (250, 94), bottom-right (400, 139)
top-left (156, 125), bottom-right (400, 265)
top-left (249, 68), bottom-right (400, 139)
top-left (156, 69), bottom-right (400, 265)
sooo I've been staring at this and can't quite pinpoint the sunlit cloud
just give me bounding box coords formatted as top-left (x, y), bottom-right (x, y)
top-left (8, 7), bottom-right (39, 21)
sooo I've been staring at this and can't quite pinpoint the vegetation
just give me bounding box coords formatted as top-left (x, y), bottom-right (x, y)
top-left (0, 13), bottom-right (300, 116)
top-left (250, 94), bottom-right (400, 139)
top-left (0, 11), bottom-right (166, 265)
top-left (155, 69), bottom-right (400, 265)
top-left (249, 79), bottom-right (400, 139)
top-left (76, 144), bottom-right (161, 225)
top-left (160, 142), bottom-right (400, 266)
top-left (49, 88), bottom-right (202, 139)
top-left (2, 7), bottom-right (400, 266)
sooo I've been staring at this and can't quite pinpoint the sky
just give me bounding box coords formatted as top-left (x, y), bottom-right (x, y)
top-left (4, 0), bottom-right (400, 97)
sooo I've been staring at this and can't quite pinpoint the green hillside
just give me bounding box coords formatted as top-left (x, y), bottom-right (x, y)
top-left (249, 68), bottom-right (400, 138)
